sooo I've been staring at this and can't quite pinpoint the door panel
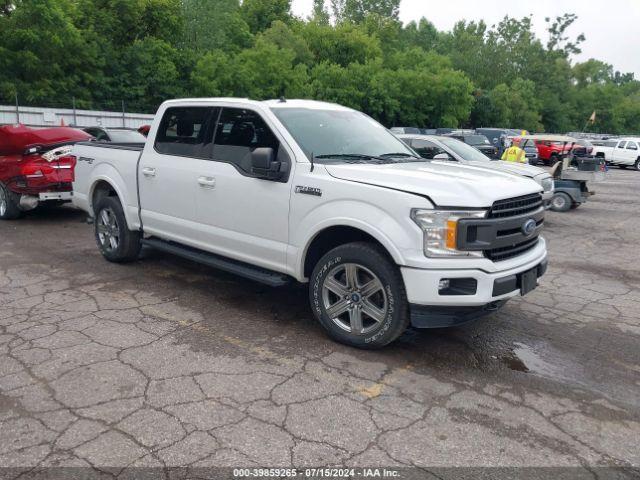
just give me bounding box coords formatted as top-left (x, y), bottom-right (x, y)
top-left (194, 107), bottom-right (291, 273)
top-left (139, 106), bottom-right (217, 241)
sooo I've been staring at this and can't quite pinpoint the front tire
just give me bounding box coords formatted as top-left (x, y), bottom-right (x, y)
top-left (309, 242), bottom-right (409, 349)
top-left (94, 196), bottom-right (141, 263)
top-left (0, 183), bottom-right (23, 220)
top-left (550, 192), bottom-right (572, 212)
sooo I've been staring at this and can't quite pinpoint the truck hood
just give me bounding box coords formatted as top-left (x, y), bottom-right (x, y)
top-left (459, 160), bottom-right (549, 180)
top-left (324, 162), bottom-right (542, 208)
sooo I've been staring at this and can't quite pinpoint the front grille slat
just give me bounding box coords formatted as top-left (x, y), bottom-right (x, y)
top-left (484, 193), bottom-right (543, 261)
top-left (488, 193), bottom-right (542, 219)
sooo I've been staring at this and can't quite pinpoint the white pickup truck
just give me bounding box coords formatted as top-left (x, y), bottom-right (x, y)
top-left (592, 138), bottom-right (640, 170)
top-left (72, 98), bottom-right (547, 348)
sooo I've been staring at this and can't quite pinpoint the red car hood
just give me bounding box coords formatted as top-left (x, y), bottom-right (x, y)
top-left (0, 124), bottom-right (91, 155)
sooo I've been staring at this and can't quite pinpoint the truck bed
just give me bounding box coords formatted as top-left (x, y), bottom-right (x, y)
top-left (72, 141), bottom-right (145, 229)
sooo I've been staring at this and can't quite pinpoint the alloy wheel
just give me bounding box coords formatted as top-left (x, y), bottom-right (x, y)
top-left (0, 188), bottom-right (6, 217)
top-left (321, 263), bottom-right (388, 335)
top-left (96, 207), bottom-right (120, 252)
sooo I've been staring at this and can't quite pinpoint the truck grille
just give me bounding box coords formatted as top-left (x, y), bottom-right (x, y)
top-left (488, 193), bottom-right (543, 219)
top-left (485, 236), bottom-right (540, 262)
top-left (484, 193), bottom-right (543, 261)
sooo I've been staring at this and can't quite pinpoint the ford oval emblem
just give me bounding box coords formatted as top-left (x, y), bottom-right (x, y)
top-left (522, 219), bottom-right (537, 236)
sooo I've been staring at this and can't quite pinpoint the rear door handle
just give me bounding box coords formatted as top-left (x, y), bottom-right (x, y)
top-left (198, 176), bottom-right (216, 188)
top-left (142, 167), bottom-right (156, 177)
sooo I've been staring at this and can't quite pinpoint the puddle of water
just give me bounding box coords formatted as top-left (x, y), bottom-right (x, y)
top-left (502, 342), bottom-right (569, 380)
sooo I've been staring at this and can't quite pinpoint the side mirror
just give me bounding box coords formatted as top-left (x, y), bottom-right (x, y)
top-left (251, 147), bottom-right (283, 181)
top-left (433, 152), bottom-right (451, 160)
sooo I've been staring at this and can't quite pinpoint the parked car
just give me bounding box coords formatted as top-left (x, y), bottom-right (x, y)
top-left (398, 134), bottom-right (553, 208)
top-left (445, 132), bottom-right (498, 158)
top-left (72, 98), bottom-right (547, 349)
top-left (0, 124), bottom-right (90, 219)
top-left (83, 127), bottom-right (147, 143)
top-left (534, 137), bottom-right (573, 166)
top-left (476, 128), bottom-right (529, 156)
top-left (138, 125), bottom-right (151, 137)
top-left (389, 127), bottom-right (421, 134)
top-left (592, 138), bottom-right (640, 170)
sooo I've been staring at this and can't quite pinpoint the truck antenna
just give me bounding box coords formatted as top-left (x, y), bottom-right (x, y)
top-left (310, 152), bottom-right (315, 172)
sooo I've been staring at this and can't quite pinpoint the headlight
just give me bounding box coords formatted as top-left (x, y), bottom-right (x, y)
top-left (411, 209), bottom-right (487, 258)
top-left (540, 177), bottom-right (554, 192)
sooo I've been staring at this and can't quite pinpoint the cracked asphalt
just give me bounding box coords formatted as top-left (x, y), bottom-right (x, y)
top-left (0, 169), bottom-right (639, 478)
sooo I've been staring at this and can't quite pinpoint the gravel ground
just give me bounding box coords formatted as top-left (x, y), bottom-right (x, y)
top-left (0, 168), bottom-right (639, 479)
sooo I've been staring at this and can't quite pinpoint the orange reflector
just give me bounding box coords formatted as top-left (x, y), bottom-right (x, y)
top-left (445, 219), bottom-right (457, 250)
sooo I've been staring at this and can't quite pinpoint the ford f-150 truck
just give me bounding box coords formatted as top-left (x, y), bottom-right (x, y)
top-left (0, 124), bottom-right (91, 219)
top-left (72, 98), bottom-right (547, 348)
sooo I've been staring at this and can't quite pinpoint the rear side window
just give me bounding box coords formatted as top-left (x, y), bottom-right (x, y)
top-left (627, 142), bottom-right (638, 150)
top-left (411, 139), bottom-right (446, 159)
top-left (155, 107), bottom-right (216, 158)
top-left (213, 108), bottom-right (279, 174)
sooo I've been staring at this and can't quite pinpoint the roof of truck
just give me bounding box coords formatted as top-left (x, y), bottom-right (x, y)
top-left (161, 98), bottom-right (352, 111)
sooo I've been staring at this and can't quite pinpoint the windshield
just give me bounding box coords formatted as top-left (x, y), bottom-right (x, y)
top-left (270, 107), bottom-right (418, 163)
top-left (465, 135), bottom-right (491, 146)
top-left (108, 130), bottom-right (147, 143)
top-left (439, 137), bottom-right (493, 162)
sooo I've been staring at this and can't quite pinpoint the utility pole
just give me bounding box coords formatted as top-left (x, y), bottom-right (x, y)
top-left (122, 100), bottom-right (126, 128)
top-left (14, 93), bottom-right (19, 124)
top-left (72, 97), bottom-right (77, 126)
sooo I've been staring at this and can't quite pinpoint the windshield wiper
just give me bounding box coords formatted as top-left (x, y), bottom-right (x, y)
top-left (314, 153), bottom-right (391, 164)
top-left (379, 152), bottom-right (422, 161)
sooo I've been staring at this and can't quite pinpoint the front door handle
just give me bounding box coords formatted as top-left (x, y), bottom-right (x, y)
top-left (198, 176), bottom-right (216, 188)
top-left (142, 167), bottom-right (156, 177)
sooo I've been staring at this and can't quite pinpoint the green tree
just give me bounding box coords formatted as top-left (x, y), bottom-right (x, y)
top-left (0, 0), bottom-right (99, 103)
top-left (240, 0), bottom-right (291, 34)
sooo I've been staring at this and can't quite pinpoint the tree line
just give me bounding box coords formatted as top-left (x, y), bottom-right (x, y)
top-left (1, 0), bottom-right (638, 133)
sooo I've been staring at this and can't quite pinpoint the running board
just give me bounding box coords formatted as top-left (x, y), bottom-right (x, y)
top-left (141, 238), bottom-right (291, 287)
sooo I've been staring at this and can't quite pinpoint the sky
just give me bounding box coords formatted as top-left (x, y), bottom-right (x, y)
top-left (291, 0), bottom-right (640, 77)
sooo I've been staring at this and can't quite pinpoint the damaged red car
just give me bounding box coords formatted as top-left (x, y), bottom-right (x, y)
top-left (0, 124), bottom-right (91, 219)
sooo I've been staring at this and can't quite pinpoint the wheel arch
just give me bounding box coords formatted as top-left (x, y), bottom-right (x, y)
top-left (300, 224), bottom-right (402, 280)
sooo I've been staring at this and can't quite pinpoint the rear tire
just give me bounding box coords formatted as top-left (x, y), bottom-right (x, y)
top-left (93, 196), bottom-right (141, 263)
top-left (0, 183), bottom-right (23, 220)
top-left (549, 154), bottom-right (559, 166)
top-left (550, 192), bottom-right (572, 212)
top-left (634, 159), bottom-right (640, 171)
top-left (309, 242), bottom-right (409, 349)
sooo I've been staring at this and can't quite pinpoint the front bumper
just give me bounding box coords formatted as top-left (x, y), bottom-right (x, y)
top-left (406, 257), bottom-right (547, 328)
top-left (401, 243), bottom-right (547, 308)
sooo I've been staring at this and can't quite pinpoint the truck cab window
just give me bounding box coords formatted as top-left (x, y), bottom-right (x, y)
top-left (155, 107), bottom-right (216, 158)
top-left (213, 108), bottom-right (279, 174)
top-left (626, 142), bottom-right (638, 150)
top-left (617, 141), bottom-right (627, 149)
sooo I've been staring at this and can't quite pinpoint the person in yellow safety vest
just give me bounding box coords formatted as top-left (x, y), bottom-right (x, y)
top-left (501, 144), bottom-right (526, 163)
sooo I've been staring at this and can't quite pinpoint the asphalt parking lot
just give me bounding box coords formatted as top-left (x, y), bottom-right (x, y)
top-left (0, 169), bottom-right (639, 478)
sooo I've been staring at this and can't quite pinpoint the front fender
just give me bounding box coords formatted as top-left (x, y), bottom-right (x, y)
top-left (292, 199), bottom-right (420, 280)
